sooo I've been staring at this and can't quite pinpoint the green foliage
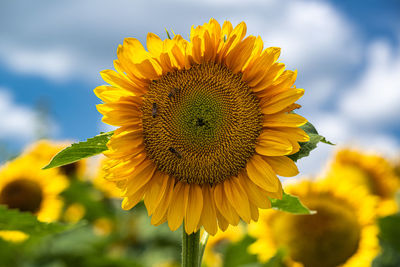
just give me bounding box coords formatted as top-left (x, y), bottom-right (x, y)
top-left (288, 121), bottom-right (333, 162)
top-left (61, 180), bottom-right (115, 222)
top-left (223, 235), bottom-right (259, 267)
top-left (221, 235), bottom-right (286, 267)
top-left (373, 214), bottom-right (400, 267)
top-left (0, 205), bottom-right (81, 237)
top-left (270, 192), bottom-right (314, 215)
top-left (43, 131), bottom-right (113, 169)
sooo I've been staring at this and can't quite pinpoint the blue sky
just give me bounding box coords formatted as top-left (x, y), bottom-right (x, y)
top-left (0, 0), bottom-right (399, 175)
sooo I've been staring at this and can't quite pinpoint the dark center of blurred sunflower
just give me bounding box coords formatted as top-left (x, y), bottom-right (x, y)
top-left (0, 179), bottom-right (43, 213)
top-left (270, 195), bottom-right (361, 267)
top-left (59, 162), bottom-right (79, 178)
top-left (142, 62), bottom-right (262, 185)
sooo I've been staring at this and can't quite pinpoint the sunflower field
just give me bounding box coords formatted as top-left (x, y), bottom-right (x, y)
top-left (1, 11), bottom-right (400, 267)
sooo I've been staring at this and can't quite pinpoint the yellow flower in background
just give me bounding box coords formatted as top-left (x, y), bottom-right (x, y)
top-left (92, 157), bottom-right (122, 198)
top-left (63, 202), bottom-right (86, 223)
top-left (0, 155), bottom-right (68, 222)
top-left (249, 180), bottom-right (379, 267)
top-left (0, 230), bottom-right (29, 243)
top-left (23, 140), bottom-right (87, 178)
top-left (203, 224), bottom-right (244, 267)
top-left (96, 18), bottom-right (308, 235)
top-left (326, 148), bottom-right (399, 215)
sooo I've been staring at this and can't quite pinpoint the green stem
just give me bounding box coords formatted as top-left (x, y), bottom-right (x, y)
top-left (182, 225), bottom-right (201, 267)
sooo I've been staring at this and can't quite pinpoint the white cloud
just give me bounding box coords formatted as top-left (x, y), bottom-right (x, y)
top-left (0, 47), bottom-right (74, 81)
top-left (339, 40), bottom-right (400, 125)
top-left (0, 87), bottom-right (58, 142)
top-left (0, 0), bottom-right (361, 91)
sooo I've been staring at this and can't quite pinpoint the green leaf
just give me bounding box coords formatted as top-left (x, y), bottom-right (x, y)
top-left (0, 205), bottom-right (81, 237)
top-left (223, 235), bottom-right (259, 267)
top-left (270, 192), bottom-right (315, 215)
top-left (263, 249), bottom-right (287, 267)
top-left (372, 214), bottom-right (400, 267)
top-left (378, 214), bottom-right (400, 252)
top-left (288, 121), bottom-right (334, 162)
top-left (43, 131), bottom-right (113, 169)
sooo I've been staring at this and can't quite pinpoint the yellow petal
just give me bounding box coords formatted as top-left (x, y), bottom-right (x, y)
top-left (94, 85), bottom-right (130, 103)
top-left (123, 160), bottom-right (156, 196)
top-left (225, 36), bottom-right (256, 73)
top-left (260, 89), bottom-right (304, 114)
top-left (167, 182), bottom-right (189, 231)
top-left (238, 171), bottom-right (271, 209)
top-left (143, 172), bottom-right (170, 215)
top-left (263, 156), bottom-right (299, 177)
top-left (121, 184), bottom-right (147, 210)
top-left (199, 185), bottom-right (218, 235)
top-left (100, 69), bottom-right (138, 92)
top-left (246, 154), bottom-right (280, 192)
top-left (151, 176), bottom-right (174, 226)
top-left (185, 184), bottom-right (203, 234)
top-left (224, 178), bottom-right (252, 223)
top-left (216, 209), bottom-right (229, 232)
top-left (260, 70), bottom-right (298, 98)
top-left (256, 135), bottom-right (293, 156)
top-left (243, 47), bottom-right (281, 86)
top-left (262, 113), bottom-right (307, 128)
top-left (214, 183), bottom-right (240, 225)
top-left (147, 33), bottom-right (163, 56)
top-left (249, 202), bottom-right (260, 221)
top-left (252, 63), bottom-right (285, 92)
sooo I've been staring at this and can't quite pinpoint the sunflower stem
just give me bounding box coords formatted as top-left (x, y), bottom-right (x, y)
top-left (182, 226), bottom-right (200, 267)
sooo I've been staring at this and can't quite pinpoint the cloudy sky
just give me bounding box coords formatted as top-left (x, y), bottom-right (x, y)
top-left (0, 0), bottom-right (399, 175)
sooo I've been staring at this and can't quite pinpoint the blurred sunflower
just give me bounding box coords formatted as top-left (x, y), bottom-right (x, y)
top-left (92, 157), bottom-right (122, 198)
top-left (0, 155), bottom-right (68, 222)
top-left (249, 180), bottom-right (379, 267)
top-left (203, 224), bottom-right (244, 267)
top-left (96, 18), bottom-right (308, 234)
top-left (24, 140), bottom-right (87, 178)
top-left (0, 230), bottom-right (29, 243)
top-left (326, 149), bottom-right (399, 214)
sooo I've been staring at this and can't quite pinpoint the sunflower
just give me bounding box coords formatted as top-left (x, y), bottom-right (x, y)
top-left (0, 154), bottom-right (68, 222)
top-left (325, 148), bottom-right (399, 215)
top-left (249, 180), bottom-right (379, 267)
top-left (95, 19), bottom-right (308, 235)
top-left (24, 140), bottom-right (87, 178)
top-left (203, 224), bottom-right (245, 267)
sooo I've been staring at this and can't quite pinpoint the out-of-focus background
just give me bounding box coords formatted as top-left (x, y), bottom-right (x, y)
top-left (1, 0), bottom-right (399, 175)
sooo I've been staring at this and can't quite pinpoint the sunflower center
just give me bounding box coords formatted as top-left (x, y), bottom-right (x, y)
top-left (0, 179), bottom-right (43, 213)
top-left (270, 195), bottom-right (361, 267)
top-left (142, 62), bottom-right (262, 185)
top-left (59, 162), bottom-right (79, 178)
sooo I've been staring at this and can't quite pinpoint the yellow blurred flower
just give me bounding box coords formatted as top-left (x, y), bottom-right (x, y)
top-left (249, 180), bottom-right (379, 267)
top-left (93, 217), bottom-right (114, 236)
top-left (0, 154), bottom-right (68, 222)
top-left (0, 230), bottom-right (29, 243)
top-left (95, 18), bottom-right (308, 234)
top-left (23, 140), bottom-right (87, 179)
top-left (326, 148), bottom-right (399, 215)
top-left (203, 224), bottom-right (244, 267)
top-left (63, 202), bottom-right (86, 223)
